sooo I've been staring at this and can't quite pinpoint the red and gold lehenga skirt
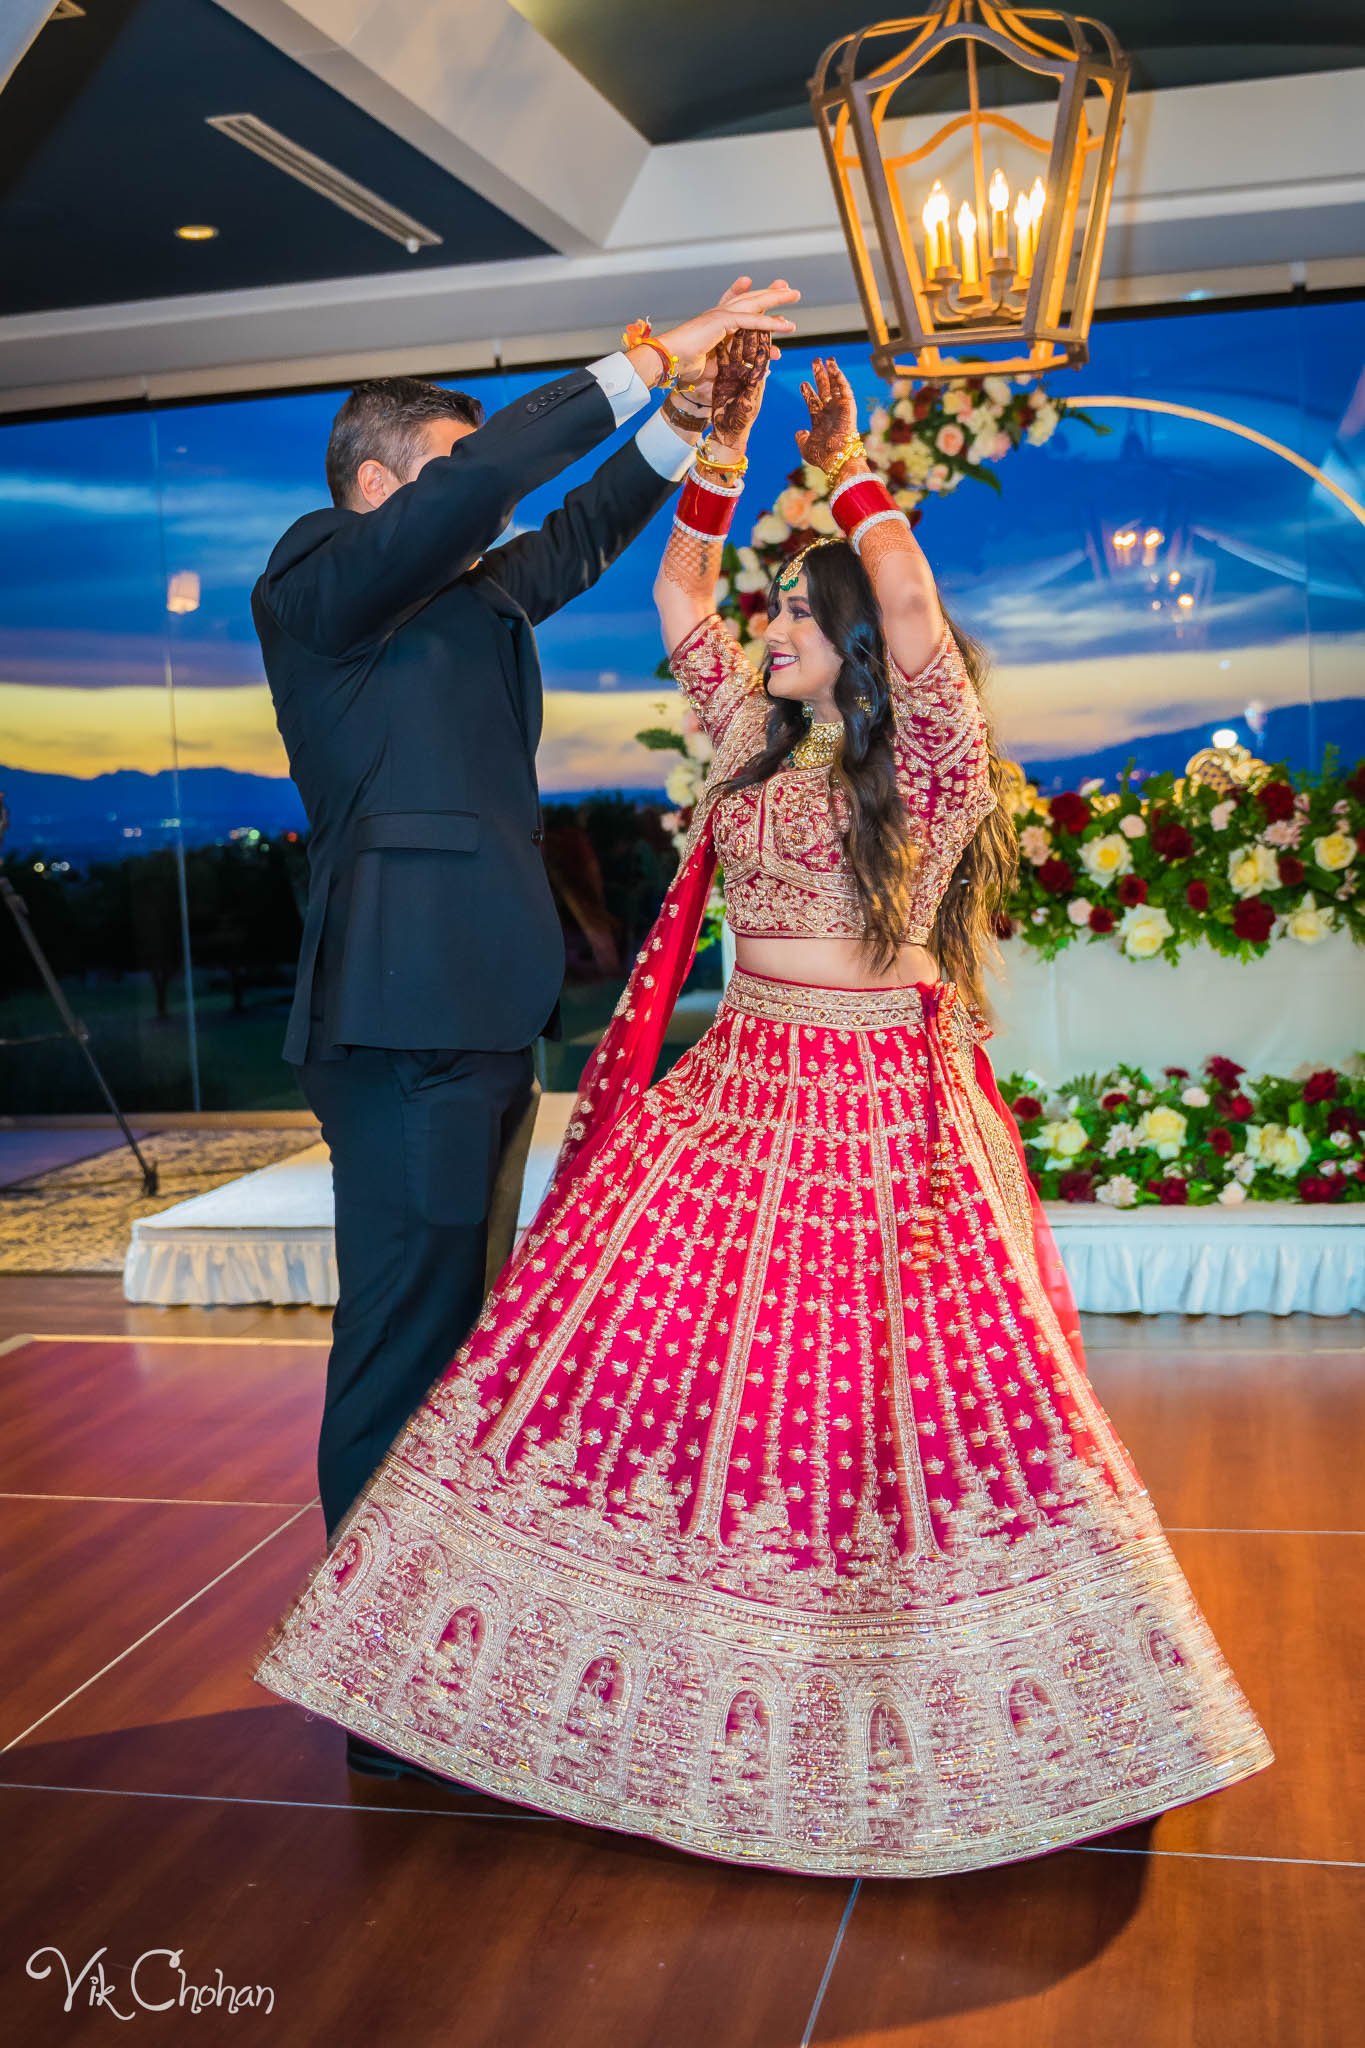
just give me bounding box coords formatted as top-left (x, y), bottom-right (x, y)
top-left (252, 962), bottom-right (1272, 1878)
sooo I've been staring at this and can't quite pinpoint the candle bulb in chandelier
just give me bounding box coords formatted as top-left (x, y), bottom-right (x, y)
top-left (957, 200), bottom-right (981, 292)
top-left (988, 167), bottom-right (1010, 261)
top-left (921, 180), bottom-right (951, 277)
top-left (1028, 177), bottom-right (1046, 257)
top-left (1014, 188), bottom-right (1034, 282)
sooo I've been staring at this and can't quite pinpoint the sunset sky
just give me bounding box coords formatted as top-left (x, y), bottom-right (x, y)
top-left (1, 298), bottom-right (1362, 807)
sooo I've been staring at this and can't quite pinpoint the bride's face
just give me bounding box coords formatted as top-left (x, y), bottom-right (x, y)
top-left (763, 578), bottom-right (841, 705)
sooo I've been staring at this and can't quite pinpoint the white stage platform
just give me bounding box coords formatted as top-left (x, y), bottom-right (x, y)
top-left (123, 1094), bottom-right (1363, 1316)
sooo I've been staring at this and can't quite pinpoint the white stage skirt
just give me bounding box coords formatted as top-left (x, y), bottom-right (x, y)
top-left (124, 1104), bottom-right (1361, 1317)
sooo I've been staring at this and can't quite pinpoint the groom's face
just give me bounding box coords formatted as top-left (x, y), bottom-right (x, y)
top-left (355, 417), bottom-right (478, 510)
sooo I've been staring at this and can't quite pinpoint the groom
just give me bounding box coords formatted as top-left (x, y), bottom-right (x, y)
top-left (253, 283), bottom-right (796, 1771)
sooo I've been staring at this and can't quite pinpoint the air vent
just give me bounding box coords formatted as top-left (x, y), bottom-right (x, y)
top-left (206, 114), bottom-right (442, 253)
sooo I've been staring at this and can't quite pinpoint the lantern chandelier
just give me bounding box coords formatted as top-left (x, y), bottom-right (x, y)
top-left (811, 3), bottom-right (1129, 381)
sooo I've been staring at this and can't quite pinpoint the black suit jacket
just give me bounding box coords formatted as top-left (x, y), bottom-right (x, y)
top-left (252, 368), bottom-right (678, 1062)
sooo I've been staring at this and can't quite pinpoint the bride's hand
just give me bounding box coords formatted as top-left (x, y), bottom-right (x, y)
top-left (709, 329), bottom-right (771, 443)
top-left (795, 356), bottom-right (859, 473)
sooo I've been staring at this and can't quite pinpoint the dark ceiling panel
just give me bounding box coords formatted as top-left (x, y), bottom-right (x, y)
top-left (0, 0), bottom-right (550, 316)
top-left (513, 0), bottom-right (1365, 143)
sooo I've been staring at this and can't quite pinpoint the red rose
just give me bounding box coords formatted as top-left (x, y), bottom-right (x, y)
top-left (738, 588), bottom-right (767, 618)
top-left (1303, 1069), bottom-right (1338, 1104)
top-left (1048, 791), bottom-right (1091, 835)
top-left (1058, 1170), bottom-right (1098, 1203)
top-left (888, 420), bottom-right (914, 444)
top-left (1207, 1127), bottom-right (1234, 1156)
top-left (1206, 1055), bottom-right (1245, 1086)
top-left (1225, 1092), bottom-right (1254, 1121)
top-left (1298, 1175), bottom-right (1342, 1205)
top-left (1152, 822), bottom-right (1194, 861)
top-left (1277, 853), bottom-right (1306, 887)
top-left (1164, 1066), bottom-right (1190, 1079)
top-left (1356, 827), bottom-right (1365, 855)
top-left (1116, 874), bottom-right (1148, 906)
top-left (1147, 1176), bottom-right (1189, 1205)
top-left (1012, 1094), bottom-right (1044, 1122)
top-left (1185, 879), bottom-right (1210, 911)
top-left (1100, 1090), bottom-right (1129, 1110)
top-left (994, 911), bottom-right (1016, 940)
top-left (1088, 904), bottom-right (1116, 933)
top-left (1255, 780), bottom-right (1295, 822)
top-left (1327, 1104), bottom-right (1360, 1135)
top-left (1232, 896), bottom-right (1275, 943)
top-left (1344, 763), bottom-right (1365, 803)
top-left (1037, 855), bottom-right (1074, 894)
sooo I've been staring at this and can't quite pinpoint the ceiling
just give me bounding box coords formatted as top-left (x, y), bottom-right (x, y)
top-left (512, 0), bottom-right (1365, 143)
top-left (0, 0), bottom-right (549, 316)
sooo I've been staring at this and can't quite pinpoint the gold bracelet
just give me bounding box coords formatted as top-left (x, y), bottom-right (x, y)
top-left (822, 435), bottom-right (866, 491)
top-left (696, 437), bottom-right (748, 475)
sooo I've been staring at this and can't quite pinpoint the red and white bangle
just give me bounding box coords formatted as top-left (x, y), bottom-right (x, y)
top-left (675, 467), bottom-right (743, 541)
top-left (830, 471), bottom-right (905, 554)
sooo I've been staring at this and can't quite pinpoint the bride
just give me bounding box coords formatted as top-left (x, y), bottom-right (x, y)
top-left (252, 340), bottom-right (1271, 1877)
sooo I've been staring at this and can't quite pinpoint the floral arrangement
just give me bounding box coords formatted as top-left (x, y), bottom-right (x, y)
top-left (1002, 1055), bottom-right (1365, 1207)
top-left (1005, 756), bottom-right (1365, 962)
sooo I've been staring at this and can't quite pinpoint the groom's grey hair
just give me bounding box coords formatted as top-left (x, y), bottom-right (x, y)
top-left (326, 377), bottom-right (484, 508)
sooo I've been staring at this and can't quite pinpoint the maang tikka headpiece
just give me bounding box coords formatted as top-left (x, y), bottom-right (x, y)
top-left (776, 536), bottom-right (840, 592)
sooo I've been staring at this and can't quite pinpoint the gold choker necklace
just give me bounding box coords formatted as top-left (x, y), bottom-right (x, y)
top-left (787, 719), bottom-right (843, 769)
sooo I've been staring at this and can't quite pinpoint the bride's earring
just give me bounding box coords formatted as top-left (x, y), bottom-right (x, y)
top-left (801, 703), bottom-right (814, 728)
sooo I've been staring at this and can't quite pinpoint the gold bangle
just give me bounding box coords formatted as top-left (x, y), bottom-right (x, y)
top-left (696, 437), bottom-right (748, 475)
top-left (822, 435), bottom-right (865, 490)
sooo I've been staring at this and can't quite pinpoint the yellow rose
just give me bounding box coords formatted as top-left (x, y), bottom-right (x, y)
top-left (1079, 832), bottom-right (1133, 885)
top-left (751, 512), bottom-right (790, 547)
top-left (1284, 891), bottom-right (1335, 945)
top-left (1137, 1105), bottom-right (1188, 1158)
top-left (1227, 844), bottom-right (1278, 896)
top-left (1312, 831), bottom-right (1355, 872)
top-left (1119, 904), bottom-right (1174, 959)
top-left (1245, 1123), bottom-right (1312, 1175)
top-left (807, 499), bottom-right (839, 536)
top-left (1042, 1117), bottom-right (1090, 1158)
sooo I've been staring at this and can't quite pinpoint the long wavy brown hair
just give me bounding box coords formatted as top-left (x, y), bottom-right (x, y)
top-left (714, 542), bottom-right (1017, 1008)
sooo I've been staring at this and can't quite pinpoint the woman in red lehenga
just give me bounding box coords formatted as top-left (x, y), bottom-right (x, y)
top-left (252, 344), bottom-right (1272, 1878)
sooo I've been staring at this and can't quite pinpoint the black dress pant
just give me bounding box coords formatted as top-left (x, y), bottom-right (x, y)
top-left (297, 1044), bottom-right (535, 1542)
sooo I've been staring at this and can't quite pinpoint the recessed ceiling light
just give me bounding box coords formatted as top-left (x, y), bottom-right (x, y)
top-left (175, 224), bottom-right (219, 241)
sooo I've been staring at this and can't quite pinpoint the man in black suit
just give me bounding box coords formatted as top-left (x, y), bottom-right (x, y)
top-left (253, 284), bottom-right (796, 1774)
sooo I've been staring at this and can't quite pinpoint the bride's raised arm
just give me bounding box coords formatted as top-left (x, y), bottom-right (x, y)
top-left (654, 331), bottom-right (772, 743)
top-left (796, 357), bottom-right (946, 682)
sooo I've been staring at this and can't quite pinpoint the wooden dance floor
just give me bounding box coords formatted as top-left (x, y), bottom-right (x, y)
top-left (1, 1276), bottom-right (1359, 2046)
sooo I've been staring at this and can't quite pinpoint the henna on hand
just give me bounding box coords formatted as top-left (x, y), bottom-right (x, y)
top-left (794, 356), bottom-right (860, 473)
top-left (710, 329), bottom-right (771, 443)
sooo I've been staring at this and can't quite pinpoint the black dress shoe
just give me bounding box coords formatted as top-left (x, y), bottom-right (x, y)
top-left (345, 1733), bottom-right (471, 1792)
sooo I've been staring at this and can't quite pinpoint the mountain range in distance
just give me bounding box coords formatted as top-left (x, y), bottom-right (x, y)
top-left (0, 697), bottom-right (1357, 860)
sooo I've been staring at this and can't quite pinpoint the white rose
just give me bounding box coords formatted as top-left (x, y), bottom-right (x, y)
top-left (1285, 891), bottom-right (1335, 945)
top-left (1180, 1085), bottom-right (1210, 1108)
top-left (1119, 812), bottom-right (1147, 839)
top-left (734, 566), bottom-right (769, 594)
top-left (1312, 831), bottom-right (1355, 872)
top-left (983, 375), bottom-right (1013, 406)
top-left (1096, 1174), bottom-right (1139, 1208)
top-left (807, 499), bottom-right (839, 535)
top-left (1079, 833), bottom-right (1133, 885)
top-left (1218, 1181), bottom-right (1248, 1206)
top-left (1067, 897), bottom-right (1092, 926)
top-left (1244, 1123), bottom-right (1312, 1176)
top-left (1331, 1129), bottom-right (1352, 1148)
top-left (665, 762), bottom-right (701, 806)
top-left (1119, 904), bottom-right (1174, 959)
top-left (869, 405), bottom-right (891, 434)
top-left (1019, 824), bottom-right (1053, 865)
top-left (1102, 1123), bottom-right (1137, 1157)
top-left (751, 513), bottom-right (790, 547)
top-left (683, 727), bottom-right (714, 765)
top-left (1210, 799), bottom-right (1236, 832)
top-left (736, 546), bottom-right (760, 574)
top-left (965, 403), bottom-right (997, 436)
top-left (966, 432), bottom-right (996, 467)
top-left (1137, 1105), bottom-right (1188, 1158)
top-left (903, 439), bottom-right (933, 482)
top-left (1227, 843), bottom-right (1278, 896)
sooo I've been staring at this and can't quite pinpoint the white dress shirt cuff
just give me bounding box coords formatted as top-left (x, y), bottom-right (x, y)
top-left (633, 407), bottom-right (699, 482)
top-left (587, 351), bottom-right (651, 428)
